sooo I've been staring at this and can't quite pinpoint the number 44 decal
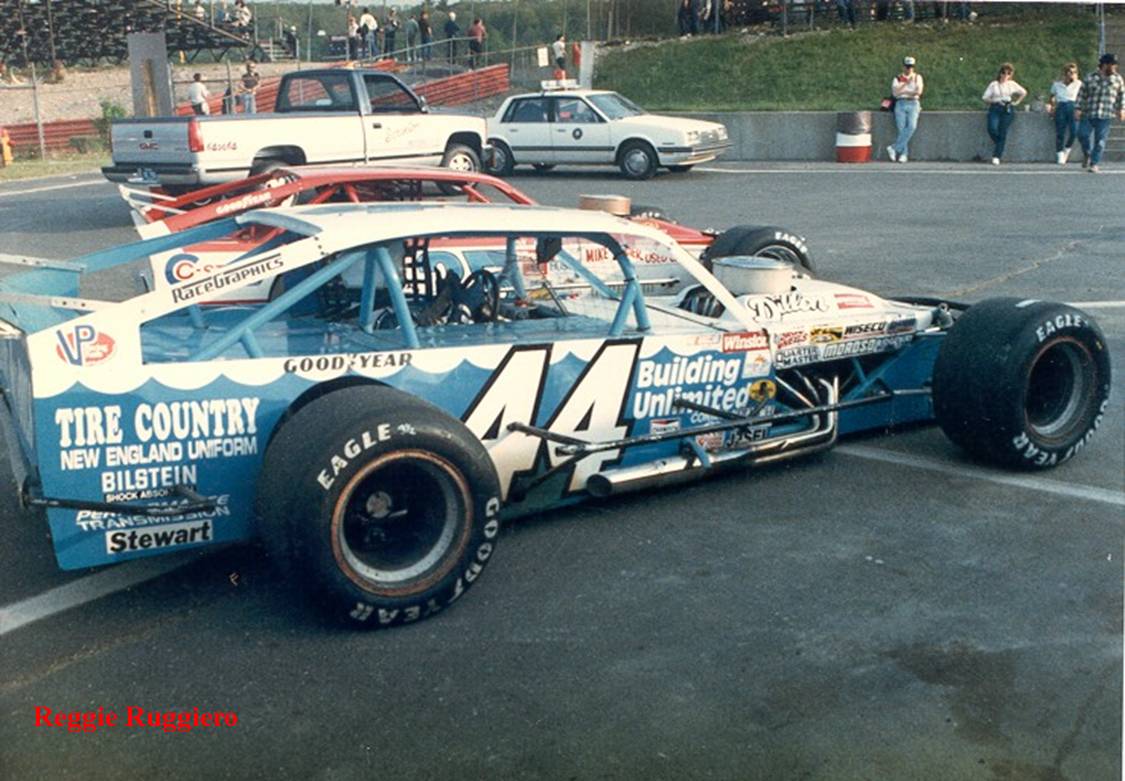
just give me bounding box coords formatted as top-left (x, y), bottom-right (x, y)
top-left (461, 341), bottom-right (640, 499)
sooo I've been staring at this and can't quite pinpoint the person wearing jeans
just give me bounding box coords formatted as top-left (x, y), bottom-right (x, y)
top-left (1048, 63), bottom-right (1081, 165)
top-left (887, 56), bottom-right (924, 163)
top-left (981, 63), bottom-right (1027, 165)
top-left (1076, 53), bottom-right (1125, 174)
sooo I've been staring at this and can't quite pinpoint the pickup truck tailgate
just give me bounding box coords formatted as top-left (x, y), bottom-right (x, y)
top-left (111, 120), bottom-right (191, 165)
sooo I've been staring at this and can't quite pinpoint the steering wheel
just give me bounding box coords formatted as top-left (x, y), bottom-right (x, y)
top-left (458, 269), bottom-right (501, 323)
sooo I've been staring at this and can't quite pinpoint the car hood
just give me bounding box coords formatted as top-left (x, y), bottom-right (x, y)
top-left (615, 114), bottom-right (726, 136)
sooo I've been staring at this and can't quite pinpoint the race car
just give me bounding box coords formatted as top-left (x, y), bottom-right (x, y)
top-left (119, 166), bottom-right (812, 304)
top-left (0, 203), bottom-right (1110, 629)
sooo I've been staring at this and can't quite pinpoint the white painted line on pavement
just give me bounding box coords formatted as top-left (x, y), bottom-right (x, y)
top-left (0, 179), bottom-right (104, 199)
top-left (696, 166), bottom-right (1125, 175)
top-left (838, 444), bottom-right (1125, 508)
top-left (0, 552), bottom-right (198, 636)
top-left (1068, 301), bottom-right (1125, 309)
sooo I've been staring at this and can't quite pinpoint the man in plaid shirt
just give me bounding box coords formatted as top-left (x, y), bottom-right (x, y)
top-left (1076, 53), bottom-right (1124, 173)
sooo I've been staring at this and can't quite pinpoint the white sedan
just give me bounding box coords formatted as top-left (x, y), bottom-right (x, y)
top-left (486, 86), bottom-right (730, 179)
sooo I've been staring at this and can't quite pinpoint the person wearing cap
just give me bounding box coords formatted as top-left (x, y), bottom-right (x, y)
top-left (1076, 53), bottom-right (1125, 173)
top-left (886, 56), bottom-right (924, 163)
top-left (981, 62), bottom-right (1027, 165)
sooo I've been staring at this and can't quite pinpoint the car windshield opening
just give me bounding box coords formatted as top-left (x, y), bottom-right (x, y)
top-left (587, 93), bottom-right (646, 120)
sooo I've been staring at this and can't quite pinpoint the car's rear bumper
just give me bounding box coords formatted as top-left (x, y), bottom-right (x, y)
top-left (102, 163), bottom-right (205, 186)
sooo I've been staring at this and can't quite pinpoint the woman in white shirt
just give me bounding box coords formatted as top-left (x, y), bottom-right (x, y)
top-left (886, 56), bottom-right (924, 163)
top-left (1047, 62), bottom-right (1082, 165)
top-left (981, 63), bottom-right (1027, 165)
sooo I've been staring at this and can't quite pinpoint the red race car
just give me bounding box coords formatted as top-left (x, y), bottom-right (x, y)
top-left (121, 167), bottom-right (813, 303)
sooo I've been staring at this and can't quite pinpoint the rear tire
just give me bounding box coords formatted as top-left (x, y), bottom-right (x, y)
top-left (249, 158), bottom-right (285, 177)
top-left (486, 140), bottom-right (514, 177)
top-left (618, 140), bottom-right (657, 180)
top-left (629, 203), bottom-right (672, 221)
top-left (702, 225), bottom-right (815, 275)
top-left (932, 298), bottom-right (1111, 469)
top-left (256, 385), bottom-right (502, 628)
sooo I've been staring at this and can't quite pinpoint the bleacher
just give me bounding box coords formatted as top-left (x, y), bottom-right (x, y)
top-left (1, 0), bottom-right (255, 68)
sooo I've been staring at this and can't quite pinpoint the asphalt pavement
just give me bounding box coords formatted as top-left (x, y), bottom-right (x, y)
top-left (0, 161), bottom-right (1121, 780)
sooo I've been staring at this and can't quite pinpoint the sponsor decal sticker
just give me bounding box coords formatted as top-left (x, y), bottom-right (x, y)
top-left (742, 351), bottom-right (771, 379)
top-left (843, 321), bottom-right (887, 337)
top-left (748, 379), bottom-right (776, 403)
top-left (809, 326), bottom-right (844, 343)
top-left (170, 254), bottom-right (284, 303)
top-left (649, 418), bottom-right (681, 435)
top-left (745, 292), bottom-right (830, 322)
top-left (774, 330), bottom-right (807, 349)
top-left (820, 336), bottom-right (911, 359)
top-left (835, 293), bottom-right (873, 309)
top-left (55, 325), bottom-right (115, 366)
top-left (105, 518), bottom-right (213, 554)
top-left (775, 345), bottom-right (819, 368)
top-left (721, 330), bottom-right (769, 353)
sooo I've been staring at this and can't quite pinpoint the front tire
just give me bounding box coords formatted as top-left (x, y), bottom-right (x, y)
top-left (702, 225), bottom-right (815, 275)
top-left (486, 140), bottom-right (514, 177)
top-left (618, 140), bottom-right (657, 180)
top-left (257, 385), bottom-right (502, 628)
top-left (441, 143), bottom-right (481, 174)
top-left (932, 298), bottom-right (1111, 469)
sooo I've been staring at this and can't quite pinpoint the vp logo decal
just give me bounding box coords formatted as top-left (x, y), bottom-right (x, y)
top-left (55, 325), bottom-right (115, 366)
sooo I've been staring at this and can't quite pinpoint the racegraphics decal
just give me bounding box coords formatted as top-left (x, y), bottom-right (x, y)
top-left (164, 253), bottom-right (223, 284)
top-left (106, 519), bottom-right (213, 554)
top-left (745, 292), bottom-right (830, 322)
top-left (170, 254), bottom-right (284, 303)
top-left (55, 325), bottom-right (115, 367)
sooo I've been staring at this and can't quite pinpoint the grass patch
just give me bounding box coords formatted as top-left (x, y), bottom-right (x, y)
top-left (0, 153), bottom-right (107, 182)
top-left (595, 15), bottom-right (1098, 111)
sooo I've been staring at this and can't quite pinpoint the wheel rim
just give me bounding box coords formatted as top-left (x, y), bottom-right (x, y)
top-left (1024, 338), bottom-right (1095, 442)
top-left (623, 148), bottom-right (650, 176)
top-left (447, 151), bottom-right (476, 172)
top-left (753, 243), bottom-right (804, 269)
top-left (491, 146), bottom-right (509, 173)
top-left (332, 451), bottom-right (471, 592)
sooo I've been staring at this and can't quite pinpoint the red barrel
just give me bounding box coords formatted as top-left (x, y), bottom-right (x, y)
top-left (835, 111), bottom-right (872, 163)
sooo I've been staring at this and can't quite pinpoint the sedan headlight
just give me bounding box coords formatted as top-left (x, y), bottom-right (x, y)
top-left (716, 126), bottom-right (728, 141)
top-left (685, 130), bottom-right (701, 144)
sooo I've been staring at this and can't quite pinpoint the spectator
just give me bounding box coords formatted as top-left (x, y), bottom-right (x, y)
top-left (981, 62), bottom-right (1027, 165)
top-left (234, 0), bottom-right (252, 30)
top-left (405, 14), bottom-right (420, 62)
top-left (192, 0), bottom-right (206, 21)
top-left (468, 17), bottom-right (487, 69)
top-left (419, 11), bottom-right (433, 61)
top-left (347, 14), bottom-right (360, 60)
top-left (384, 10), bottom-right (399, 60)
top-left (359, 8), bottom-right (379, 59)
top-left (444, 12), bottom-right (461, 63)
top-left (188, 72), bottom-right (211, 114)
top-left (239, 60), bottom-right (260, 113)
top-left (886, 56), bottom-right (923, 163)
top-left (1076, 53), bottom-right (1124, 173)
top-left (216, 0), bottom-right (229, 25)
top-left (284, 26), bottom-right (298, 58)
top-left (835, 0), bottom-right (855, 28)
top-left (551, 34), bottom-right (567, 73)
top-left (1047, 62), bottom-right (1081, 165)
top-left (677, 0), bottom-right (695, 36)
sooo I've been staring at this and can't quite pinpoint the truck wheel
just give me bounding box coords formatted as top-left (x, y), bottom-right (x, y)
top-left (256, 385), bottom-right (502, 628)
top-left (932, 298), bottom-right (1111, 470)
top-left (618, 140), bottom-right (657, 180)
top-left (442, 143), bottom-right (481, 173)
top-left (249, 158), bottom-right (285, 177)
top-left (486, 140), bottom-right (514, 177)
top-left (702, 225), bottom-right (815, 275)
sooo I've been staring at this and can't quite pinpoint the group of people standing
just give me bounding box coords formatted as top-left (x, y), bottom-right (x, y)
top-left (346, 9), bottom-right (487, 66)
top-left (886, 53), bottom-right (1124, 172)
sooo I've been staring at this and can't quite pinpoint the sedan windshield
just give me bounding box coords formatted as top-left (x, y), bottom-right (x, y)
top-left (587, 93), bottom-right (646, 120)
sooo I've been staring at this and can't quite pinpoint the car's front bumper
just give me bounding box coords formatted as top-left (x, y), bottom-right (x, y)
top-left (656, 141), bottom-right (732, 166)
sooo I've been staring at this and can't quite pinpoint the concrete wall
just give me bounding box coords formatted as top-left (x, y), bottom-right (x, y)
top-left (674, 110), bottom-right (1058, 163)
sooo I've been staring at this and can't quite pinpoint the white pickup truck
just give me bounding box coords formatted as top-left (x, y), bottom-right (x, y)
top-left (101, 68), bottom-right (490, 192)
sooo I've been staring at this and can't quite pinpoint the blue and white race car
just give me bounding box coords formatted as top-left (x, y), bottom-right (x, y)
top-left (0, 203), bottom-right (1111, 627)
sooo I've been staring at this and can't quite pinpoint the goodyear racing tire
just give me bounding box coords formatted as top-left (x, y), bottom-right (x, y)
top-left (629, 204), bottom-right (672, 222)
top-left (618, 140), bottom-right (658, 180)
top-left (702, 225), bottom-right (815, 275)
top-left (486, 140), bottom-right (514, 177)
top-left (256, 385), bottom-right (502, 628)
top-left (249, 158), bottom-right (286, 177)
top-left (932, 298), bottom-right (1111, 470)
